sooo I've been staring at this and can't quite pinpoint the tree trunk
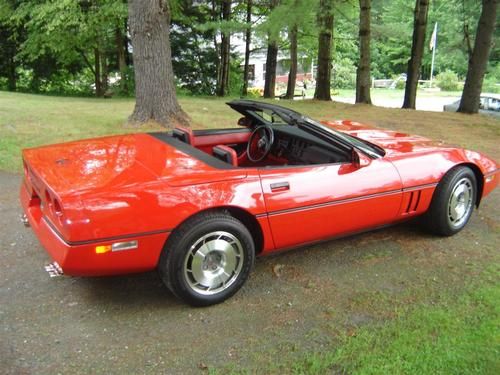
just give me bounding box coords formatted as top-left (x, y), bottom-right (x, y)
top-left (100, 54), bottom-right (109, 94)
top-left (128, 0), bottom-right (188, 127)
top-left (355, 0), bottom-right (372, 104)
top-left (263, 0), bottom-right (280, 99)
top-left (7, 54), bottom-right (16, 91)
top-left (314, 0), bottom-right (334, 101)
top-left (116, 26), bottom-right (128, 95)
top-left (458, 0), bottom-right (498, 114)
top-left (242, 0), bottom-right (252, 96)
top-left (285, 24), bottom-right (298, 99)
top-left (402, 0), bottom-right (430, 109)
top-left (216, 0), bottom-right (231, 97)
top-left (212, 0), bottom-right (220, 92)
top-left (94, 48), bottom-right (103, 97)
top-left (263, 39), bottom-right (278, 98)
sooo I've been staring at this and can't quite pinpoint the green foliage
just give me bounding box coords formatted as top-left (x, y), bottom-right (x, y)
top-left (482, 78), bottom-right (500, 94)
top-left (0, 0), bottom-right (497, 98)
top-left (436, 70), bottom-right (460, 91)
top-left (483, 64), bottom-right (500, 94)
top-left (1, 0), bottom-right (128, 96)
top-left (247, 87), bottom-right (262, 98)
top-left (395, 78), bottom-right (406, 90)
top-left (14, 68), bottom-right (94, 96)
top-left (332, 57), bottom-right (356, 89)
top-left (171, 1), bottom-right (218, 95)
top-left (370, 0), bottom-right (483, 80)
top-left (228, 58), bottom-right (244, 96)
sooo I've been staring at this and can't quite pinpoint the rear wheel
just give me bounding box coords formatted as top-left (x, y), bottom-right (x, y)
top-left (158, 211), bottom-right (255, 306)
top-left (425, 166), bottom-right (477, 236)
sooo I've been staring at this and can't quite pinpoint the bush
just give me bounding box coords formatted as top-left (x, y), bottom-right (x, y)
top-left (436, 70), bottom-right (460, 91)
top-left (482, 65), bottom-right (500, 93)
top-left (482, 78), bottom-right (500, 94)
top-left (395, 78), bottom-right (406, 90)
top-left (332, 58), bottom-right (357, 89)
top-left (247, 87), bottom-right (263, 98)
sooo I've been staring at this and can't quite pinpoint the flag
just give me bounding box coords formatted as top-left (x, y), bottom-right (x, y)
top-left (429, 22), bottom-right (438, 51)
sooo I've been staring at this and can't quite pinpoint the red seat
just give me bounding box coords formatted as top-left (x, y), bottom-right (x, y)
top-left (213, 145), bottom-right (238, 167)
top-left (172, 127), bottom-right (194, 145)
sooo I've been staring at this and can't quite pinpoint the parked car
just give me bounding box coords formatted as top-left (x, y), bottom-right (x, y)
top-left (20, 100), bottom-right (498, 306)
top-left (444, 93), bottom-right (500, 118)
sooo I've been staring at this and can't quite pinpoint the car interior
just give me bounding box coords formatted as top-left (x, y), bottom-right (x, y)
top-left (171, 115), bottom-right (351, 168)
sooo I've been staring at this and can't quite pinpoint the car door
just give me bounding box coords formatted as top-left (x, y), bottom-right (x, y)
top-left (258, 158), bottom-right (403, 249)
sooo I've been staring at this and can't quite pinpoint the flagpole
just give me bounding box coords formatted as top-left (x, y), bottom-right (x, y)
top-left (430, 45), bottom-right (436, 87)
top-left (429, 23), bottom-right (437, 87)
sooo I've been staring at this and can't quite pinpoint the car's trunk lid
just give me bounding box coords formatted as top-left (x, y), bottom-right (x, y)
top-left (22, 133), bottom-right (246, 196)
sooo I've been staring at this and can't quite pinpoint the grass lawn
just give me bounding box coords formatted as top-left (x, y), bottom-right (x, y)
top-left (0, 90), bottom-right (499, 172)
top-left (288, 269), bottom-right (500, 374)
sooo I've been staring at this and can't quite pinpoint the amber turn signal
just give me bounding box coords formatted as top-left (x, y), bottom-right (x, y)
top-left (95, 245), bottom-right (112, 254)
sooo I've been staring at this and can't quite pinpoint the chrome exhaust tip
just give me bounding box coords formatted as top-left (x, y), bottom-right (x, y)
top-left (21, 213), bottom-right (30, 227)
top-left (45, 262), bottom-right (63, 278)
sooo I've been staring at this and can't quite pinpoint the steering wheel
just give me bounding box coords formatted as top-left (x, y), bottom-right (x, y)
top-left (247, 125), bottom-right (275, 163)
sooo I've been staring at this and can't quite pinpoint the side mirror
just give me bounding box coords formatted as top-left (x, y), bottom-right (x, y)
top-left (352, 149), bottom-right (372, 168)
top-left (237, 117), bottom-right (252, 127)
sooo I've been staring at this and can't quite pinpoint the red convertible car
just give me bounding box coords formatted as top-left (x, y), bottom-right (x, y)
top-left (20, 100), bottom-right (498, 306)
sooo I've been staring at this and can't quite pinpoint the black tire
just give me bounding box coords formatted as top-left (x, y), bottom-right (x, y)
top-left (158, 211), bottom-right (255, 307)
top-left (425, 166), bottom-right (477, 236)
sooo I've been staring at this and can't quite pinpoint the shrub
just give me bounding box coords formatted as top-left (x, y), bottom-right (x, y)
top-left (436, 70), bottom-right (460, 91)
top-left (247, 87), bottom-right (263, 98)
top-left (482, 78), bottom-right (500, 94)
top-left (332, 58), bottom-right (357, 89)
top-left (395, 78), bottom-right (406, 90)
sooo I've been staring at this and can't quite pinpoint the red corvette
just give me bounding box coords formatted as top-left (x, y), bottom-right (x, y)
top-left (20, 100), bottom-right (498, 306)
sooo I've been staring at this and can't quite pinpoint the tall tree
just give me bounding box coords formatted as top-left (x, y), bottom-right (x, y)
top-left (216, 0), bottom-right (231, 97)
top-left (314, 0), bottom-right (334, 100)
top-left (128, 0), bottom-right (187, 127)
top-left (284, 23), bottom-right (298, 99)
top-left (115, 24), bottom-right (129, 95)
top-left (458, 0), bottom-right (498, 114)
top-left (0, 25), bottom-right (17, 91)
top-left (242, 0), bottom-right (252, 96)
top-left (402, 0), bottom-right (430, 109)
top-left (263, 0), bottom-right (280, 99)
top-left (355, 0), bottom-right (372, 104)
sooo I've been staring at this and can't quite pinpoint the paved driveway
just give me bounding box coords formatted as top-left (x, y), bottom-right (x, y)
top-left (332, 95), bottom-right (460, 112)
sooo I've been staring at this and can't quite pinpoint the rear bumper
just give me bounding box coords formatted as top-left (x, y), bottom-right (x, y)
top-left (20, 183), bottom-right (169, 277)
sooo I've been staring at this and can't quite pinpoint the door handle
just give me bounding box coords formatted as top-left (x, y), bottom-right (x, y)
top-left (270, 182), bottom-right (290, 192)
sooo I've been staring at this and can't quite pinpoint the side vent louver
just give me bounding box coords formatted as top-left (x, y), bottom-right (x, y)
top-left (405, 190), bottom-right (422, 214)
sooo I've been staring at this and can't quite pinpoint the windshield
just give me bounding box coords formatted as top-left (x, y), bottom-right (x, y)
top-left (228, 100), bottom-right (385, 158)
top-left (302, 118), bottom-right (385, 158)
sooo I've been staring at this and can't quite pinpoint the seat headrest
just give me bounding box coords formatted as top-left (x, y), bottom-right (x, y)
top-left (172, 127), bottom-right (193, 145)
top-left (213, 145), bottom-right (238, 167)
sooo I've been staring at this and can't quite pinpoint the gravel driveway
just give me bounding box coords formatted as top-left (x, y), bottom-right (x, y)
top-left (1, 171), bottom-right (498, 374)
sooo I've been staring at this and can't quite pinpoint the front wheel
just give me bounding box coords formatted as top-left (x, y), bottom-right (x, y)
top-left (158, 212), bottom-right (255, 306)
top-left (425, 166), bottom-right (477, 236)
